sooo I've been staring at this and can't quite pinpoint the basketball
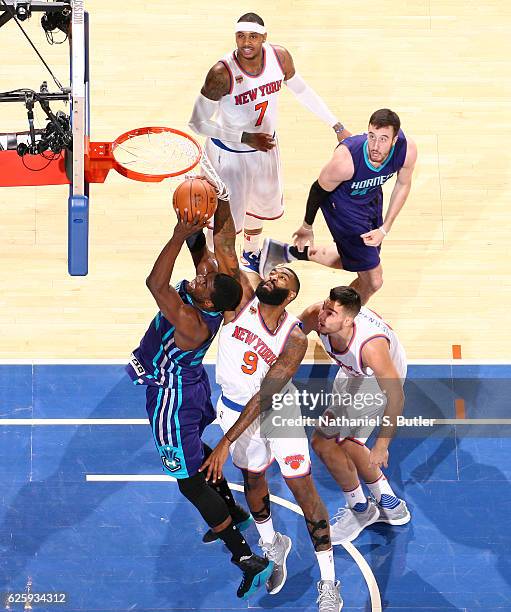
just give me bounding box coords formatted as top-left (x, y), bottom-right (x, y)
top-left (172, 177), bottom-right (217, 222)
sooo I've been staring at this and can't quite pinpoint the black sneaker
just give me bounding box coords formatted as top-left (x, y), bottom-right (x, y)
top-left (232, 554), bottom-right (274, 599)
top-left (202, 504), bottom-right (253, 544)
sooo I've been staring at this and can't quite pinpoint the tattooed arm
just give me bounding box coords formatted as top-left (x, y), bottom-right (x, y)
top-left (213, 199), bottom-right (255, 321)
top-left (200, 326), bottom-right (308, 481)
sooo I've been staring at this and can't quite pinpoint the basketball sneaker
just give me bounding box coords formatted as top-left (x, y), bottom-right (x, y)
top-left (259, 238), bottom-right (290, 277)
top-left (232, 554), bottom-right (274, 599)
top-left (202, 504), bottom-right (253, 543)
top-left (260, 532), bottom-right (292, 594)
top-left (329, 498), bottom-right (380, 544)
top-left (241, 249), bottom-right (261, 273)
top-left (375, 497), bottom-right (411, 525)
top-left (316, 579), bottom-right (343, 611)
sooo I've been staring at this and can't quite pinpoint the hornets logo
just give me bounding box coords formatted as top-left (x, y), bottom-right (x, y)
top-left (160, 446), bottom-right (182, 472)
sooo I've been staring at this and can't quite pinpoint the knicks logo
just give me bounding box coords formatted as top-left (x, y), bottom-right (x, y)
top-left (284, 454), bottom-right (305, 470)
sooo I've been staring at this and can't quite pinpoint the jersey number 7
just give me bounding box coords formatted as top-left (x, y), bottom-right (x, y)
top-left (254, 101), bottom-right (268, 127)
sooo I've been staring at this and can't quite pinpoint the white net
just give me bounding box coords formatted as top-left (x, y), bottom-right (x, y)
top-left (112, 129), bottom-right (201, 177)
top-left (189, 151), bottom-right (230, 202)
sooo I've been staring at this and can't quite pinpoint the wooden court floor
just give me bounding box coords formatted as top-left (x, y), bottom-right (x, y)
top-left (0, 1), bottom-right (510, 360)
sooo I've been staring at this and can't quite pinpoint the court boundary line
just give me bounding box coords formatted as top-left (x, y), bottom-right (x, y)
top-left (85, 474), bottom-right (382, 611)
top-left (2, 418), bottom-right (510, 426)
top-left (0, 359), bottom-right (509, 365)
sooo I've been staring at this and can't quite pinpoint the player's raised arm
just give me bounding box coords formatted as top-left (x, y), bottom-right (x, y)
top-left (213, 199), bottom-right (256, 307)
top-left (293, 145), bottom-right (355, 250)
top-left (146, 215), bottom-right (210, 345)
top-left (272, 44), bottom-right (351, 142)
top-left (200, 326), bottom-right (307, 482)
top-left (361, 338), bottom-right (405, 469)
top-left (298, 303), bottom-right (322, 336)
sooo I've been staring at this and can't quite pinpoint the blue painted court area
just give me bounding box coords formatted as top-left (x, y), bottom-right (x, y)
top-left (0, 363), bottom-right (510, 611)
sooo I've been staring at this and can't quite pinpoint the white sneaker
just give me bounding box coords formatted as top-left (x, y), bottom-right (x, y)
top-left (259, 238), bottom-right (290, 277)
top-left (330, 499), bottom-right (380, 544)
top-left (375, 498), bottom-right (411, 525)
top-left (317, 579), bottom-right (343, 611)
top-left (260, 532), bottom-right (292, 595)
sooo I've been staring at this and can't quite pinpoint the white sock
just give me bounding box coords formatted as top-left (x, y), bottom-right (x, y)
top-left (366, 474), bottom-right (400, 508)
top-left (315, 548), bottom-right (335, 582)
top-left (343, 483), bottom-right (368, 512)
top-left (254, 515), bottom-right (276, 544)
top-left (243, 231), bottom-right (262, 253)
top-left (243, 215), bottom-right (263, 253)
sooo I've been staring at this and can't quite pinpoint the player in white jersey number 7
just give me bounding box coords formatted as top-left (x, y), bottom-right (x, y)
top-left (188, 12), bottom-right (349, 273)
top-left (199, 200), bottom-right (343, 611)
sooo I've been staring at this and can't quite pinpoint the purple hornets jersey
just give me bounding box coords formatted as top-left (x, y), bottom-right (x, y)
top-left (126, 280), bottom-right (223, 387)
top-left (320, 130), bottom-right (407, 237)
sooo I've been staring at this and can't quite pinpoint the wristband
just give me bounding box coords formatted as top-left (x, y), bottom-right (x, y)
top-left (378, 226), bottom-right (388, 236)
top-left (225, 433), bottom-right (234, 443)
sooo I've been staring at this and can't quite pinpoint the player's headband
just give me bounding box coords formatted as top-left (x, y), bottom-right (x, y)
top-left (235, 22), bottom-right (266, 35)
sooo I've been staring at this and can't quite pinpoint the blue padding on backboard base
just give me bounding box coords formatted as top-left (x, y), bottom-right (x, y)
top-left (68, 193), bottom-right (89, 276)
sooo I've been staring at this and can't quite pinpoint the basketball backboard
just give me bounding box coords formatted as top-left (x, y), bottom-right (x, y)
top-left (0, 0), bottom-right (90, 275)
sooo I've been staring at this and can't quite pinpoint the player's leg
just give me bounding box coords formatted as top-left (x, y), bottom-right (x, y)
top-left (201, 442), bottom-right (254, 543)
top-left (146, 385), bottom-right (272, 599)
top-left (311, 432), bottom-right (378, 544)
top-left (270, 427), bottom-right (342, 609)
top-left (350, 264), bottom-right (383, 304)
top-left (344, 361), bottom-right (410, 525)
top-left (204, 139), bottom-right (246, 250)
top-left (284, 473), bottom-right (343, 610)
top-left (239, 467), bottom-right (291, 595)
top-left (242, 213), bottom-right (265, 272)
top-left (243, 144), bottom-right (284, 273)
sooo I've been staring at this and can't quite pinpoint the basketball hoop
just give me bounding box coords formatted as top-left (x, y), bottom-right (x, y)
top-left (86, 125), bottom-right (229, 200)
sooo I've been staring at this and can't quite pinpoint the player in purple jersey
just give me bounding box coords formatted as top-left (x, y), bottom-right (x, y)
top-left (260, 109), bottom-right (417, 304)
top-left (125, 202), bottom-right (274, 599)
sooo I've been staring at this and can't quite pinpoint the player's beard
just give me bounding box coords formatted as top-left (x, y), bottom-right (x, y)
top-left (256, 281), bottom-right (289, 306)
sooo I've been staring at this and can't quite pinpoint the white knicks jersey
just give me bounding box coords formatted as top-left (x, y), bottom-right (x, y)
top-left (216, 296), bottom-right (300, 405)
top-left (214, 43), bottom-right (285, 151)
top-left (319, 307), bottom-right (406, 378)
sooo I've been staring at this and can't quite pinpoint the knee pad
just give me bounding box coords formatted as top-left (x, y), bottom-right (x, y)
top-left (177, 472), bottom-right (229, 528)
top-left (305, 516), bottom-right (330, 549)
top-left (251, 493), bottom-right (271, 522)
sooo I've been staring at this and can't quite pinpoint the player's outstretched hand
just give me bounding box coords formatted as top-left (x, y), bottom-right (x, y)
top-left (199, 436), bottom-right (230, 482)
top-left (360, 228), bottom-right (385, 247)
top-left (241, 132), bottom-right (276, 152)
top-left (173, 210), bottom-right (210, 238)
top-left (292, 225), bottom-right (314, 251)
top-left (368, 445), bottom-right (389, 469)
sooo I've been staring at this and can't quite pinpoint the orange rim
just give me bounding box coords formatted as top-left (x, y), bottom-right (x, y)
top-left (110, 126), bottom-right (202, 182)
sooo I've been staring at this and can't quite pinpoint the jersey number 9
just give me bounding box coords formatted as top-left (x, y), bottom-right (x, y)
top-left (241, 351), bottom-right (259, 375)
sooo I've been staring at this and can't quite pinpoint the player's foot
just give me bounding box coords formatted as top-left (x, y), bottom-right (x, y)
top-left (330, 499), bottom-right (379, 544)
top-left (375, 497), bottom-right (411, 525)
top-left (202, 504), bottom-right (253, 543)
top-left (241, 249), bottom-right (261, 273)
top-left (316, 579), bottom-right (343, 611)
top-left (232, 554), bottom-right (274, 599)
top-left (260, 532), bottom-right (292, 595)
top-left (260, 238), bottom-right (290, 277)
